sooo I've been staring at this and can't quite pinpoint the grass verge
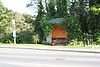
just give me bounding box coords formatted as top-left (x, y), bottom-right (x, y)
top-left (0, 44), bottom-right (47, 46)
top-left (0, 43), bottom-right (98, 49)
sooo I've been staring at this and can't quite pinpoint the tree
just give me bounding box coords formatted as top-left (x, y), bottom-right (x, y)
top-left (56, 0), bottom-right (68, 17)
top-left (10, 11), bottom-right (35, 44)
top-left (45, 0), bottom-right (56, 18)
top-left (9, 11), bottom-right (34, 32)
top-left (0, 1), bottom-right (12, 34)
top-left (0, 1), bottom-right (12, 43)
top-left (88, 0), bottom-right (100, 44)
top-left (0, 2), bottom-right (35, 43)
top-left (28, 0), bottom-right (46, 42)
top-left (22, 13), bottom-right (36, 23)
top-left (28, 0), bottom-right (99, 44)
top-left (35, 0), bottom-right (45, 21)
top-left (32, 34), bottom-right (39, 44)
top-left (45, 0), bottom-right (68, 18)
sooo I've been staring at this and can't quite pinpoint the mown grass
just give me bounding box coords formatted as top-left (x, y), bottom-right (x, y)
top-left (0, 43), bottom-right (98, 49)
top-left (0, 43), bottom-right (48, 46)
top-left (51, 45), bottom-right (95, 49)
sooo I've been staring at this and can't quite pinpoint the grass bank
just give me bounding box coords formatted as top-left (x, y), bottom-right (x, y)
top-left (0, 43), bottom-right (98, 49)
top-left (0, 44), bottom-right (47, 46)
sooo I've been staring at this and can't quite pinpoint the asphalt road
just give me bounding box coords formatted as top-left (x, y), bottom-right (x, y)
top-left (0, 47), bottom-right (100, 67)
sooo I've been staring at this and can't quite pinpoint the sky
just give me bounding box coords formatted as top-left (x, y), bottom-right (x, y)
top-left (1, 0), bottom-right (38, 16)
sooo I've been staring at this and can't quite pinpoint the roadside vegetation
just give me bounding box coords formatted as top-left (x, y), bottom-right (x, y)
top-left (0, 43), bottom-right (99, 49)
top-left (0, 0), bottom-right (100, 47)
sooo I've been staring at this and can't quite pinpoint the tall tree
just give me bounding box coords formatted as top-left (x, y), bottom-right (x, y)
top-left (0, 0), bottom-right (12, 43)
top-left (36, 0), bottom-right (45, 21)
top-left (88, 0), bottom-right (100, 42)
top-left (28, 0), bottom-right (100, 43)
top-left (45, 0), bottom-right (68, 18)
top-left (69, 0), bottom-right (89, 33)
top-left (0, 0), bottom-right (12, 34)
top-left (45, 0), bottom-right (56, 18)
top-left (35, 0), bottom-right (45, 42)
top-left (9, 11), bottom-right (34, 32)
top-left (56, 0), bottom-right (67, 17)
top-left (69, 0), bottom-right (100, 43)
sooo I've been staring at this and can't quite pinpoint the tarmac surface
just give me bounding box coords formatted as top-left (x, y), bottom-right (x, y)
top-left (0, 46), bottom-right (100, 67)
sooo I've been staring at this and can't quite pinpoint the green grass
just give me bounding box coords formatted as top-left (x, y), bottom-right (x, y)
top-left (0, 44), bottom-right (48, 46)
top-left (50, 45), bottom-right (95, 49)
top-left (0, 43), bottom-right (97, 49)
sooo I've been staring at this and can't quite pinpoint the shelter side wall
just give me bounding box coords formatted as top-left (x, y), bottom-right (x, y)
top-left (46, 34), bottom-right (52, 43)
top-left (52, 26), bottom-right (68, 38)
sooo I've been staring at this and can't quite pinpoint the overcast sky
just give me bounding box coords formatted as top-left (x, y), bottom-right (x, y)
top-left (1, 0), bottom-right (37, 16)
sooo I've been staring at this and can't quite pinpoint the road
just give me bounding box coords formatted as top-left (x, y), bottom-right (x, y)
top-left (0, 47), bottom-right (100, 67)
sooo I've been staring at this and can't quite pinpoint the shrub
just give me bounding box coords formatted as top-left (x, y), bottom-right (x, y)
top-left (17, 31), bottom-right (34, 44)
top-left (32, 33), bottom-right (40, 44)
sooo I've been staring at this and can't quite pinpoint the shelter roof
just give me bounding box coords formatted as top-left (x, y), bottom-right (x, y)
top-left (49, 18), bottom-right (64, 23)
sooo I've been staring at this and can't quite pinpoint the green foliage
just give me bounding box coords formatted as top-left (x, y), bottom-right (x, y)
top-left (56, 0), bottom-right (68, 17)
top-left (28, 0), bottom-right (45, 43)
top-left (0, 2), bottom-right (12, 34)
top-left (68, 0), bottom-right (100, 44)
top-left (36, 0), bottom-right (45, 21)
top-left (17, 31), bottom-right (34, 44)
top-left (62, 15), bottom-right (82, 40)
top-left (0, 2), bottom-right (35, 44)
top-left (32, 33), bottom-right (40, 44)
top-left (88, 5), bottom-right (100, 15)
top-left (88, 4), bottom-right (100, 41)
top-left (45, 0), bottom-right (56, 18)
top-left (96, 38), bottom-right (100, 45)
top-left (10, 12), bottom-right (35, 44)
top-left (0, 1), bottom-right (12, 43)
top-left (22, 13), bottom-right (35, 23)
top-left (94, 32), bottom-right (100, 45)
top-left (28, 0), bottom-right (99, 44)
top-left (40, 18), bottom-right (53, 39)
top-left (0, 33), bottom-right (13, 43)
top-left (10, 12), bottom-right (34, 32)
top-left (40, 15), bottom-right (81, 41)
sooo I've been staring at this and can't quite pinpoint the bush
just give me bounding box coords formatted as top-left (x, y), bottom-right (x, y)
top-left (0, 31), bottom-right (40, 44)
top-left (32, 33), bottom-right (40, 44)
top-left (95, 32), bottom-right (100, 45)
top-left (0, 33), bottom-right (13, 43)
top-left (17, 31), bottom-right (34, 44)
